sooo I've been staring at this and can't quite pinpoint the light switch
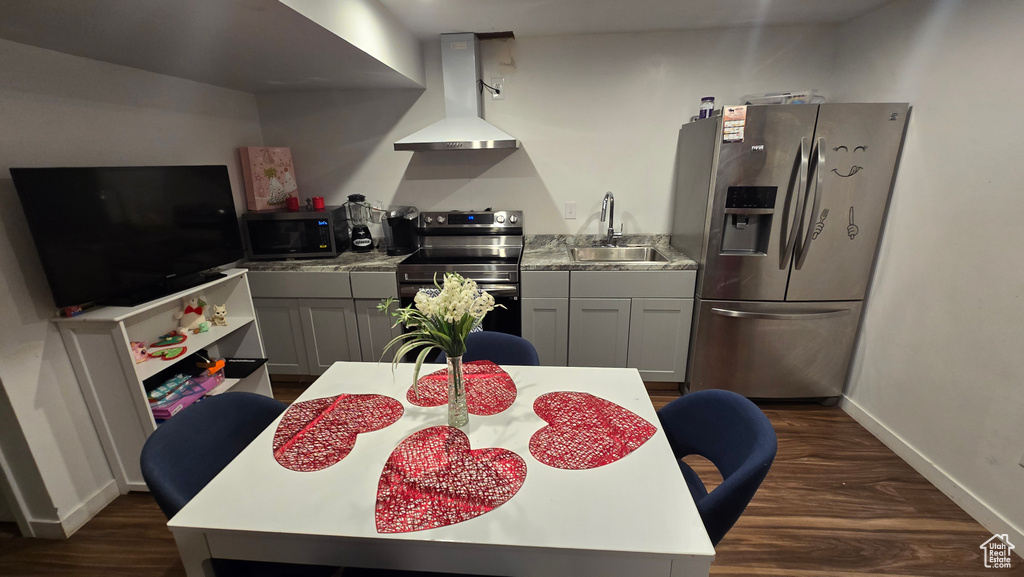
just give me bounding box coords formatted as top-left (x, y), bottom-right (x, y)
top-left (565, 201), bottom-right (577, 219)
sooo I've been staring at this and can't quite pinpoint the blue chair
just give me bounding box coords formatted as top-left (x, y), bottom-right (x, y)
top-left (437, 331), bottom-right (540, 366)
top-left (657, 390), bottom-right (777, 546)
top-left (141, 392), bottom-right (339, 577)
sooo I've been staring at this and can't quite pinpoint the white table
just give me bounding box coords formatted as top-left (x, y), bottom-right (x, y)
top-left (169, 362), bottom-right (715, 576)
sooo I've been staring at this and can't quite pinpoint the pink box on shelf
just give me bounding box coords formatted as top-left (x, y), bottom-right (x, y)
top-left (151, 370), bottom-right (225, 420)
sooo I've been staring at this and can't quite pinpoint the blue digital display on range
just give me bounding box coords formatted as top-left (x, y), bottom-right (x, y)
top-left (447, 213), bottom-right (494, 225)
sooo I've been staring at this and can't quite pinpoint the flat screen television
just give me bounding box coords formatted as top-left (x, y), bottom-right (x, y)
top-left (11, 165), bottom-right (244, 308)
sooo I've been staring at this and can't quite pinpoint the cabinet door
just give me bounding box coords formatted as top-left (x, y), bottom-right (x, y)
top-left (568, 298), bottom-right (631, 368)
top-left (298, 298), bottom-right (361, 375)
top-left (253, 298), bottom-right (309, 375)
top-left (355, 298), bottom-right (403, 362)
top-left (522, 298), bottom-right (569, 366)
top-left (627, 298), bottom-right (694, 382)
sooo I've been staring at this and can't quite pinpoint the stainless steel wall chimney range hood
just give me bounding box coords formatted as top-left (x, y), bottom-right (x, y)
top-left (394, 33), bottom-right (519, 151)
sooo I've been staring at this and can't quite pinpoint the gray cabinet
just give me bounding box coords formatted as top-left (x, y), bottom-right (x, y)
top-left (249, 270), bottom-right (402, 374)
top-left (298, 298), bottom-right (361, 375)
top-left (351, 271), bottom-right (402, 363)
top-left (568, 270), bottom-right (697, 382)
top-left (253, 298), bottom-right (308, 375)
top-left (249, 271), bottom-right (359, 376)
top-left (521, 271), bottom-right (570, 366)
top-left (568, 298), bottom-right (631, 368)
top-left (355, 298), bottom-right (403, 362)
top-left (522, 298), bottom-right (570, 366)
top-left (627, 298), bottom-right (694, 381)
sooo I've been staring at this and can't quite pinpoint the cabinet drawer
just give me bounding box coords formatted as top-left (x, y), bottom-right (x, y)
top-left (570, 270), bottom-right (696, 298)
top-left (351, 271), bottom-right (398, 299)
top-left (522, 271), bottom-right (569, 298)
top-left (248, 271), bottom-right (352, 299)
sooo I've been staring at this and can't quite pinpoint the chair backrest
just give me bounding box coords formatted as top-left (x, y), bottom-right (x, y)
top-left (140, 391), bottom-right (286, 519)
top-left (438, 331), bottom-right (540, 366)
top-left (657, 390), bottom-right (777, 546)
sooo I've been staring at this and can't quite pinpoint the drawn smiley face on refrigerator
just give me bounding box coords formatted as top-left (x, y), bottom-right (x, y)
top-left (831, 145), bottom-right (868, 178)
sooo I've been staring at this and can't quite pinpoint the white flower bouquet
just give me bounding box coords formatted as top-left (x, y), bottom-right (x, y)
top-left (378, 272), bottom-right (502, 386)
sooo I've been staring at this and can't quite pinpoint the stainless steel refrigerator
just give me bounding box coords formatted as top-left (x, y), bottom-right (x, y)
top-left (671, 103), bottom-right (909, 399)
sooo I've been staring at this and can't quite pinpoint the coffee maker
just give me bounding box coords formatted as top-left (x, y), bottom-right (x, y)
top-left (382, 206), bottom-right (419, 256)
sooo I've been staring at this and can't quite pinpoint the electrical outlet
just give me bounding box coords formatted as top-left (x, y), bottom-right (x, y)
top-left (565, 201), bottom-right (577, 219)
top-left (491, 77), bottom-right (505, 100)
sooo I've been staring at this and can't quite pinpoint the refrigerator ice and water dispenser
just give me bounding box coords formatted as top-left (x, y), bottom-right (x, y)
top-left (720, 186), bottom-right (777, 254)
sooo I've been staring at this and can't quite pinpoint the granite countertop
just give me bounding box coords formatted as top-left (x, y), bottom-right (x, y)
top-left (242, 235), bottom-right (698, 273)
top-left (522, 235), bottom-right (698, 271)
top-left (241, 245), bottom-right (407, 273)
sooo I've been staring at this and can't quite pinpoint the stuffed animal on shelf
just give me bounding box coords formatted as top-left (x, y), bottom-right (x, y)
top-left (211, 304), bottom-right (228, 327)
top-left (174, 296), bottom-right (207, 334)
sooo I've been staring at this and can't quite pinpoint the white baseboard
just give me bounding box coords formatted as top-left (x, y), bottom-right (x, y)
top-left (25, 480), bottom-right (120, 539)
top-left (841, 395), bottom-right (1024, 556)
top-left (60, 479), bottom-right (120, 537)
top-left (19, 479), bottom-right (119, 537)
top-left (26, 517), bottom-right (66, 539)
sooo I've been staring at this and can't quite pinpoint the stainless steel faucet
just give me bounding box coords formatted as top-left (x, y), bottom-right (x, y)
top-left (600, 191), bottom-right (623, 246)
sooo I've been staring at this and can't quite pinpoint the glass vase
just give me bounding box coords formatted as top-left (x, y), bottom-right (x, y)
top-left (447, 355), bottom-right (469, 428)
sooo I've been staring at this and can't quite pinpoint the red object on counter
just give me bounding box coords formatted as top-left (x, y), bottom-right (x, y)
top-left (286, 197), bottom-right (300, 211)
top-left (312, 196), bottom-right (325, 211)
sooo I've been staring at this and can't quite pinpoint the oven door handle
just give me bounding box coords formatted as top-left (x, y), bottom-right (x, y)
top-left (399, 284), bottom-right (519, 298)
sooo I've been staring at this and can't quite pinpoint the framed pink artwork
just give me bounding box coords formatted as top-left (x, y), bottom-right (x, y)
top-left (239, 147), bottom-right (299, 211)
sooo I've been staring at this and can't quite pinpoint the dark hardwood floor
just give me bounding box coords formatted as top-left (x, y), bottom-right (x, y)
top-left (0, 380), bottom-right (1013, 576)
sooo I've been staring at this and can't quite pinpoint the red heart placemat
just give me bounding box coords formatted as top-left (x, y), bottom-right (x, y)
top-left (273, 394), bottom-right (403, 472)
top-left (529, 391), bottom-right (657, 470)
top-left (376, 426), bottom-right (527, 533)
top-left (407, 361), bottom-right (517, 416)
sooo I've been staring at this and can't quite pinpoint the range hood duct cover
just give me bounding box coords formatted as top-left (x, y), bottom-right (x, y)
top-left (394, 33), bottom-right (518, 151)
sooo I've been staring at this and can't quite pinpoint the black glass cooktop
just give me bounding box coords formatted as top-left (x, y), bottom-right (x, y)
top-left (398, 251), bottom-right (520, 266)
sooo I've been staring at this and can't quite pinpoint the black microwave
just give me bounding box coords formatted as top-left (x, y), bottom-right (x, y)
top-left (241, 207), bottom-right (350, 260)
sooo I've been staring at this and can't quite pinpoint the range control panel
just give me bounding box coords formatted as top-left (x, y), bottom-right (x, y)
top-left (419, 210), bottom-right (524, 230)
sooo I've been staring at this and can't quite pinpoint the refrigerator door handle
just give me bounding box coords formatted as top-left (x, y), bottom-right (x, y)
top-left (781, 137), bottom-right (810, 270)
top-left (710, 307), bottom-right (851, 321)
top-left (795, 137), bottom-right (826, 269)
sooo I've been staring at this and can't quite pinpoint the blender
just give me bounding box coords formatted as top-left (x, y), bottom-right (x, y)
top-left (343, 194), bottom-right (374, 252)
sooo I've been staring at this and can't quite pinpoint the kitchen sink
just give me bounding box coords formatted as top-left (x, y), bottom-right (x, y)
top-left (570, 246), bottom-right (670, 263)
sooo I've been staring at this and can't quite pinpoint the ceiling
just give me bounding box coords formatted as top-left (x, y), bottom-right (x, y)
top-left (379, 0), bottom-right (895, 39)
top-left (0, 0), bottom-right (423, 93)
top-left (0, 0), bottom-right (894, 93)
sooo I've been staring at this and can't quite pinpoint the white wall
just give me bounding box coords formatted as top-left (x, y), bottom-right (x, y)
top-left (257, 25), bottom-right (838, 234)
top-left (0, 38), bottom-right (264, 535)
top-left (835, 0), bottom-right (1024, 544)
top-left (280, 0), bottom-right (424, 87)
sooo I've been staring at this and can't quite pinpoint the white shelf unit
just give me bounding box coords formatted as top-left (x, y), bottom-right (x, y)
top-left (56, 269), bottom-right (272, 493)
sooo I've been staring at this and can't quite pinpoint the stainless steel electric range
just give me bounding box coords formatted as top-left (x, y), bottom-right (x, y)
top-left (396, 209), bottom-right (524, 335)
